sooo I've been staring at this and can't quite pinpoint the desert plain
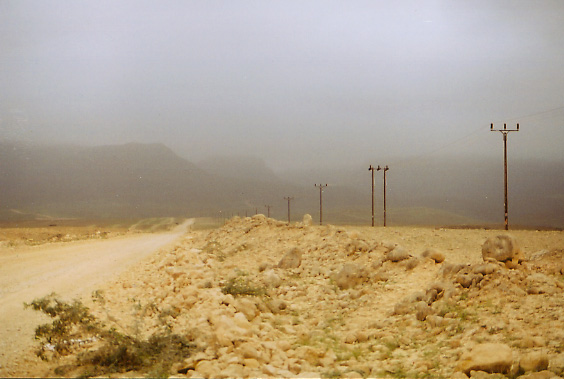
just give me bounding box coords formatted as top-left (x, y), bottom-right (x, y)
top-left (1, 215), bottom-right (564, 378)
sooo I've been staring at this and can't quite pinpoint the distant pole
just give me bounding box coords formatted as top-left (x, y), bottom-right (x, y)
top-left (368, 165), bottom-right (376, 227)
top-left (284, 197), bottom-right (294, 223)
top-left (264, 204), bottom-right (272, 218)
top-left (255, 207), bottom-right (258, 215)
top-left (314, 184), bottom-right (328, 225)
top-left (491, 123), bottom-right (519, 230)
top-left (377, 165), bottom-right (389, 226)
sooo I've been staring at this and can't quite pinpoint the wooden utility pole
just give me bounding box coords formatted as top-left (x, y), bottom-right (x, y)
top-left (264, 204), bottom-right (272, 218)
top-left (314, 184), bottom-right (328, 225)
top-left (377, 165), bottom-right (389, 226)
top-left (491, 123), bottom-right (519, 230)
top-left (284, 196), bottom-right (294, 223)
top-left (368, 165), bottom-right (376, 226)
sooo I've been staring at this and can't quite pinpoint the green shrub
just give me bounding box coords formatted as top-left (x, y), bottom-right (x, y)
top-left (25, 294), bottom-right (196, 377)
top-left (220, 277), bottom-right (266, 297)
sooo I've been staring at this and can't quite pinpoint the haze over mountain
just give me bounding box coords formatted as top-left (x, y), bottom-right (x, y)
top-left (1, 141), bottom-right (562, 228)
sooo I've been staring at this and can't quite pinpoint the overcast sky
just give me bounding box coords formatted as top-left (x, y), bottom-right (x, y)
top-left (1, 0), bottom-right (564, 170)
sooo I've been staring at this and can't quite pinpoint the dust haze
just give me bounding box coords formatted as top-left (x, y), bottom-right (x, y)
top-left (1, 1), bottom-right (564, 226)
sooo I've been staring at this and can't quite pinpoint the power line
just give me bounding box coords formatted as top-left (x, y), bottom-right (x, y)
top-left (495, 104), bottom-right (564, 123)
top-left (391, 126), bottom-right (484, 168)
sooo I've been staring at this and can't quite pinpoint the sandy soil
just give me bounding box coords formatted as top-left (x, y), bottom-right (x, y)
top-left (3, 216), bottom-right (564, 378)
top-left (0, 220), bottom-right (192, 377)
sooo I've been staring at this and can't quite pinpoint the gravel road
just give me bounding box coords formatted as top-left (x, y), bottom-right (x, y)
top-left (0, 220), bottom-right (192, 376)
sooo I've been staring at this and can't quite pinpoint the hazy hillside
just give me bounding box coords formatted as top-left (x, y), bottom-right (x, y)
top-left (197, 155), bottom-right (281, 183)
top-left (0, 142), bottom-right (307, 220)
top-left (1, 142), bottom-right (213, 218)
top-left (1, 141), bottom-right (563, 227)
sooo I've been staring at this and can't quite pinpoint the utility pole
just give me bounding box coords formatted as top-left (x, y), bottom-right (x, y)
top-left (491, 123), bottom-right (519, 230)
top-left (314, 184), bottom-right (328, 225)
top-left (284, 196), bottom-right (294, 223)
top-left (264, 204), bottom-right (272, 218)
top-left (377, 165), bottom-right (389, 226)
top-left (368, 165), bottom-right (376, 227)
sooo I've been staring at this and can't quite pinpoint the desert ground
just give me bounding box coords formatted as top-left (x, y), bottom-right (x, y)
top-left (1, 215), bottom-right (564, 378)
top-left (0, 218), bottom-right (191, 377)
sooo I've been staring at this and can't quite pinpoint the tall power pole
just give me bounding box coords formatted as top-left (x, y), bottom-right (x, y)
top-left (368, 165), bottom-right (376, 227)
top-left (284, 196), bottom-right (294, 223)
top-left (377, 165), bottom-right (389, 226)
top-left (264, 204), bottom-right (272, 218)
top-left (314, 184), bottom-right (328, 225)
top-left (491, 123), bottom-right (519, 230)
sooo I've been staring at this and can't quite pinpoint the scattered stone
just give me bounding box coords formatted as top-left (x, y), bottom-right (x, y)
top-left (277, 247), bottom-right (302, 269)
top-left (334, 263), bottom-right (369, 289)
top-left (520, 351), bottom-right (549, 373)
top-left (381, 241), bottom-right (397, 252)
top-left (346, 239), bottom-right (370, 255)
top-left (482, 235), bottom-right (523, 263)
top-left (258, 262), bottom-right (273, 272)
top-left (421, 248), bottom-right (446, 263)
top-left (233, 298), bottom-right (259, 321)
top-left (426, 314), bottom-right (448, 327)
top-left (236, 342), bottom-right (262, 361)
top-left (262, 269), bottom-right (282, 288)
top-left (440, 262), bottom-right (467, 277)
top-left (27, 216), bottom-right (563, 379)
top-left (393, 300), bottom-right (412, 316)
top-left (455, 272), bottom-right (483, 288)
top-left (457, 343), bottom-right (513, 375)
top-left (386, 246), bottom-right (411, 262)
top-left (517, 371), bottom-right (556, 379)
top-left (472, 263), bottom-right (498, 276)
top-left (415, 301), bottom-right (434, 321)
top-left (266, 299), bottom-right (287, 313)
top-left (405, 257), bottom-right (422, 270)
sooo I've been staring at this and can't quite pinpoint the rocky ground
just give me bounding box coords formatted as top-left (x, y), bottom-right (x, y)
top-left (20, 215), bottom-right (564, 378)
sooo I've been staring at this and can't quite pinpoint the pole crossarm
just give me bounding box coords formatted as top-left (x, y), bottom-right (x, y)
top-left (490, 123), bottom-right (519, 230)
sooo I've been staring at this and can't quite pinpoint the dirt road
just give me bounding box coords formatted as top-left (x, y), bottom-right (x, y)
top-left (0, 220), bottom-right (192, 376)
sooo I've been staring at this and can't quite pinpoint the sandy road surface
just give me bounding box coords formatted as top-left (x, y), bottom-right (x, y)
top-left (0, 220), bottom-right (192, 376)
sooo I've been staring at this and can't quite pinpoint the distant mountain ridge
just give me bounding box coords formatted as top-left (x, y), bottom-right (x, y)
top-left (1, 141), bottom-right (563, 227)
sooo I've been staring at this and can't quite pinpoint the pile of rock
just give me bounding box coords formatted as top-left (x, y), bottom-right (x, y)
top-left (77, 218), bottom-right (564, 378)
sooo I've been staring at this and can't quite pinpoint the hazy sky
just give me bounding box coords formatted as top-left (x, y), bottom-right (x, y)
top-left (1, 0), bottom-right (564, 170)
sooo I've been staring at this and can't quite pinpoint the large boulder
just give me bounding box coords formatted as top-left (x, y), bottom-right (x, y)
top-left (519, 351), bottom-right (549, 373)
top-left (302, 214), bottom-right (313, 227)
top-left (482, 235), bottom-right (523, 263)
top-left (386, 246), bottom-right (411, 262)
top-left (334, 263), bottom-right (369, 289)
top-left (457, 343), bottom-right (513, 375)
top-left (421, 248), bottom-right (446, 263)
top-left (277, 247), bottom-right (302, 269)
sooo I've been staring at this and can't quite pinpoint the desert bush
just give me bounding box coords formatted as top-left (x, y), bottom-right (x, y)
top-left (25, 294), bottom-right (196, 377)
top-left (220, 276), bottom-right (266, 297)
top-left (24, 293), bottom-right (100, 357)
